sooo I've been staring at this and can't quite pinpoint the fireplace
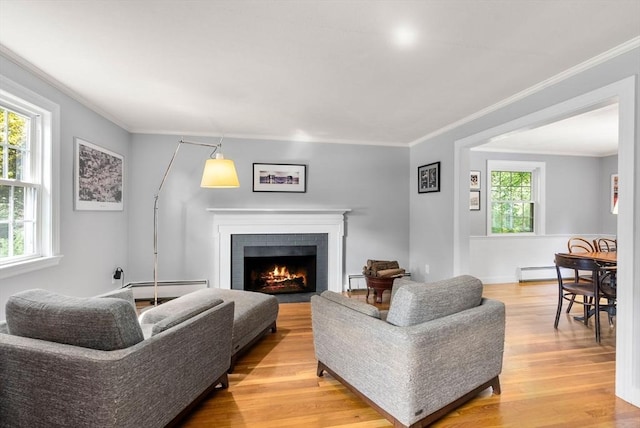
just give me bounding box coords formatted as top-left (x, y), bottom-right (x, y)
top-left (208, 208), bottom-right (350, 294)
top-left (231, 233), bottom-right (328, 302)
top-left (244, 246), bottom-right (317, 295)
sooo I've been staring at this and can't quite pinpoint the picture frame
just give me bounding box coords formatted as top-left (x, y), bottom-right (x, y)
top-left (611, 173), bottom-right (619, 213)
top-left (470, 190), bottom-right (481, 211)
top-left (418, 161), bottom-right (440, 193)
top-left (470, 170), bottom-right (481, 190)
top-left (253, 163), bottom-right (307, 193)
top-left (74, 137), bottom-right (124, 211)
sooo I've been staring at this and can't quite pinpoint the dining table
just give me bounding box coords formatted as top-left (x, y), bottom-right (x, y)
top-left (559, 251), bottom-right (617, 265)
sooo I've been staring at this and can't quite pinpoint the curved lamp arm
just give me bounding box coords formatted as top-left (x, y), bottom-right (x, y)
top-left (153, 137), bottom-right (237, 306)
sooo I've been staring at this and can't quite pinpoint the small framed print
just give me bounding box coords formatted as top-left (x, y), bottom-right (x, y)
top-left (74, 137), bottom-right (124, 211)
top-left (253, 163), bottom-right (307, 192)
top-left (470, 170), bottom-right (481, 190)
top-left (470, 190), bottom-right (481, 211)
top-left (418, 161), bottom-right (440, 193)
top-left (611, 173), bottom-right (619, 213)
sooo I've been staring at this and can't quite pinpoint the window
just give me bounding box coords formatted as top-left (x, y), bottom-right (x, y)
top-left (487, 160), bottom-right (545, 235)
top-left (0, 76), bottom-right (60, 278)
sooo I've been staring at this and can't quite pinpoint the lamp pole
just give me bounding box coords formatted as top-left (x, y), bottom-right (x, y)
top-left (152, 138), bottom-right (224, 306)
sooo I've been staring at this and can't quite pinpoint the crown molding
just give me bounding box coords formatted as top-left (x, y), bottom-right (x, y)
top-left (0, 44), bottom-right (131, 132)
top-left (409, 36), bottom-right (640, 147)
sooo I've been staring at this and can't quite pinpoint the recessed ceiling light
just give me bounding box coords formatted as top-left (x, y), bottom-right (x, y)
top-left (393, 25), bottom-right (417, 48)
top-left (293, 129), bottom-right (311, 142)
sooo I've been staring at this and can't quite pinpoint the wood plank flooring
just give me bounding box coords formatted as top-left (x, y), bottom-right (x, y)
top-left (179, 282), bottom-right (640, 427)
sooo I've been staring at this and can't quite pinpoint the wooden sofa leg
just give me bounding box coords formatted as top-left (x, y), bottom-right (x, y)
top-left (219, 373), bottom-right (229, 389)
top-left (490, 376), bottom-right (501, 395)
top-left (317, 361), bottom-right (327, 377)
top-left (228, 356), bottom-right (237, 374)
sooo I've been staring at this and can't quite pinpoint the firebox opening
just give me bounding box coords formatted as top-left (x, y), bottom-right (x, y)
top-left (245, 255), bottom-right (316, 295)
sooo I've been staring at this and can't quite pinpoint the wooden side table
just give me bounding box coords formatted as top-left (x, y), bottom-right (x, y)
top-left (364, 275), bottom-right (397, 304)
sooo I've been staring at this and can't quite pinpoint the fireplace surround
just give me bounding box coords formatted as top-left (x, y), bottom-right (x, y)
top-left (208, 209), bottom-right (349, 293)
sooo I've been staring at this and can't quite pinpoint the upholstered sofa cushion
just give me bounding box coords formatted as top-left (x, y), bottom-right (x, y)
top-left (95, 287), bottom-right (137, 309)
top-left (6, 289), bottom-right (144, 351)
top-left (151, 298), bottom-right (225, 336)
top-left (386, 275), bottom-right (483, 327)
top-left (320, 290), bottom-right (381, 318)
top-left (138, 288), bottom-right (224, 324)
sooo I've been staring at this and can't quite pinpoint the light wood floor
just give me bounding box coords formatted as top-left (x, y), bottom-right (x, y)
top-left (179, 282), bottom-right (640, 427)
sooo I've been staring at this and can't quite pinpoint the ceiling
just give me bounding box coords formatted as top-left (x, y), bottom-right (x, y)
top-left (475, 102), bottom-right (620, 157)
top-left (0, 0), bottom-right (639, 148)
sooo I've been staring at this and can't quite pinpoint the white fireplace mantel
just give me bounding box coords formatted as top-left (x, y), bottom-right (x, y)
top-left (207, 208), bottom-right (351, 292)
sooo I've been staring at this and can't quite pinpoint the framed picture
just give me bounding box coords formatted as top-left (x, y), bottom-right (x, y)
top-left (470, 170), bottom-right (481, 190)
top-left (418, 162), bottom-right (440, 193)
top-left (611, 173), bottom-right (619, 213)
top-left (470, 190), bottom-right (481, 211)
top-left (253, 163), bottom-right (307, 192)
top-left (74, 137), bottom-right (124, 211)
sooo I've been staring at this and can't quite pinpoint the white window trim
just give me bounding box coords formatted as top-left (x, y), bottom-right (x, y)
top-left (0, 75), bottom-right (61, 279)
top-left (486, 160), bottom-right (546, 236)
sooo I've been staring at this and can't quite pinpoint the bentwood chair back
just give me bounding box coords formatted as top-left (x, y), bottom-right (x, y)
top-left (567, 237), bottom-right (596, 281)
top-left (594, 238), bottom-right (617, 252)
top-left (567, 237), bottom-right (595, 253)
top-left (554, 253), bottom-right (614, 343)
top-left (565, 237), bottom-right (596, 312)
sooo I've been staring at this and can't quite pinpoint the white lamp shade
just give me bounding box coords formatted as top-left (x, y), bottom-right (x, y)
top-left (200, 157), bottom-right (240, 188)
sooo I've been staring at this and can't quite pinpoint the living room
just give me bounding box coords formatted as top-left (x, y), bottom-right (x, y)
top-left (1, 1), bottom-right (639, 425)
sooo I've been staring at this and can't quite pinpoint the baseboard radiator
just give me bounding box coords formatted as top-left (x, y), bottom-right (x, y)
top-left (518, 266), bottom-right (558, 282)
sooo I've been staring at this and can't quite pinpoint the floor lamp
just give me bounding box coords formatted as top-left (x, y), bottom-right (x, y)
top-left (153, 137), bottom-right (239, 306)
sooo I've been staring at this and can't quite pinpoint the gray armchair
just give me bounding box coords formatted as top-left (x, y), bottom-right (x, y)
top-left (311, 275), bottom-right (505, 428)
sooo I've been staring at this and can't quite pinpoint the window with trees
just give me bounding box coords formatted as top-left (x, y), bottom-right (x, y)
top-left (487, 160), bottom-right (545, 235)
top-left (0, 76), bottom-right (59, 278)
top-left (0, 105), bottom-right (35, 260)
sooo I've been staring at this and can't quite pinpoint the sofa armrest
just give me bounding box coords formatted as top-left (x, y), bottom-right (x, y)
top-left (0, 300), bottom-right (234, 428)
top-left (311, 295), bottom-right (505, 427)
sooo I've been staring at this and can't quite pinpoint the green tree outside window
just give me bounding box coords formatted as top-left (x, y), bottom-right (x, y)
top-left (0, 106), bottom-right (31, 259)
top-left (490, 171), bottom-right (534, 233)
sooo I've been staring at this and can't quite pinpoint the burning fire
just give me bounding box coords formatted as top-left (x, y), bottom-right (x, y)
top-left (260, 265), bottom-right (306, 287)
top-left (272, 266), bottom-right (288, 277)
top-left (268, 265), bottom-right (299, 280)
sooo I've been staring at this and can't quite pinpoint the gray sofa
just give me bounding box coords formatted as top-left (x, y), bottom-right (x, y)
top-left (311, 275), bottom-right (505, 428)
top-left (0, 288), bottom-right (234, 428)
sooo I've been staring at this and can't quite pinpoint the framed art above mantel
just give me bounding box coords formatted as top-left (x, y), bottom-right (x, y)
top-left (253, 163), bottom-right (307, 193)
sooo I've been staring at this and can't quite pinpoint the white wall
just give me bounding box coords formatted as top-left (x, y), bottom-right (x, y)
top-left (468, 151), bottom-right (605, 236)
top-left (0, 53), bottom-right (410, 317)
top-left (0, 55), bottom-right (131, 319)
top-left (469, 234), bottom-right (606, 284)
top-left (409, 48), bottom-right (638, 283)
top-left (126, 134), bottom-right (410, 289)
top-left (410, 46), bottom-right (640, 407)
top-left (465, 151), bottom-right (617, 284)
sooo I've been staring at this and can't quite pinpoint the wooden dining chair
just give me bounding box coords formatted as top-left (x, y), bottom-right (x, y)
top-left (554, 253), bottom-right (615, 343)
top-left (594, 238), bottom-right (617, 252)
top-left (565, 237), bottom-right (596, 312)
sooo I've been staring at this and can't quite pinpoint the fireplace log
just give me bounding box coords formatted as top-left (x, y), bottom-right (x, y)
top-left (375, 268), bottom-right (405, 277)
top-left (362, 260), bottom-right (405, 277)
